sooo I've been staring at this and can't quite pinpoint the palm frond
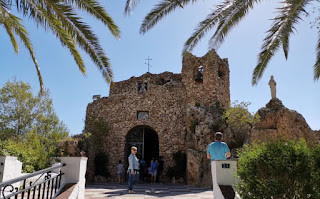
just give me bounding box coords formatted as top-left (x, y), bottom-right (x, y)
top-left (314, 29), bottom-right (320, 81)
top-left (19, 0), bottom-right (113, 83)
top-left (66, 0), bottom-right (120, 38)
top-left (0, 6), bottom-right (44, 92)
top-left (124, 0), bottom-right (141, 15)
top-left (140, 0), bottom-right (197, 34)
top-left (43, 0), bottom-right (112, 82)
top-left (252, 0), bottom-right (310, 85)
top-left (0, 19), bottom-right (19, 53)
top-left (183, 1), bottom-right (233, 52)
top-left (25, 0), bottom-right (86, 73)
top-left (183, 0), bottom-right (262, 53)
top-left (12, 0), bottom-right (115, 83)
top-left (209, 0), bottom-right (261, 50)
top-left (0, 0), bottom-right (7, 9)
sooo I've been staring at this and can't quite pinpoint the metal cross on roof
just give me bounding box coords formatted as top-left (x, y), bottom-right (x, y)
top-left (145, 56), bottom-right (152, 72)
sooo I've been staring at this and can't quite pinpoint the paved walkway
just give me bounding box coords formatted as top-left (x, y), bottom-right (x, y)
top-left (85, 183), bottom-right (213, 199)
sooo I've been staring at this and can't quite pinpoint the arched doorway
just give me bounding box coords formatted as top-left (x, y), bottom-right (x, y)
top-left (126, 126), bottom-right (159, 166)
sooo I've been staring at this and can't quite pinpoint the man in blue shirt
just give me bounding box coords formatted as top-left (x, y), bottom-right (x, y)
top-left (207, 132), bottom-right (231, 193)
top-left (207, 132), bottom-right (230, 160)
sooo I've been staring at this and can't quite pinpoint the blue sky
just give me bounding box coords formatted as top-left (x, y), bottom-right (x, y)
top-left (0, 0), bottom-right (319, 135)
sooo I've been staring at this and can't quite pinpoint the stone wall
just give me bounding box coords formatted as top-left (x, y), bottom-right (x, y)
top-left (84, 51), bottom-right (231, 183)
top-left (182, 50), bottom-right (230, 108)
top-left (85, 72), bottom-right (188, 181)
top-left (249, 99), bottom-right (318, 145)
top-left (109, 72), bottom-right (182, 96)
top-left (314, 130), bottom-right (320, 142)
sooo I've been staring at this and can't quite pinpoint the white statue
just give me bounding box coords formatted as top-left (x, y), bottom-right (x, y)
top-left (268, 76), bottom-right (277, 99)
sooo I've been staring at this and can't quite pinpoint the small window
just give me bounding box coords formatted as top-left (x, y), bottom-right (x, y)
top-left (137, 82), bottom-right (142, 91)
top-left (144, 83), bottom-right (148, 91)
top-left (137, 111), bottom-right (149, 120)
top-left (218, 65), bottom-right (225, 79)
top-left (195, 66), bottom-right (204, 83)
top-left (138, 82), bottom-right (148, 92)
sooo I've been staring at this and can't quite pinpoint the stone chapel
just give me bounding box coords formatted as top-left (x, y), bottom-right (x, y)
top-left (84, 50), bottom-right (230, 182)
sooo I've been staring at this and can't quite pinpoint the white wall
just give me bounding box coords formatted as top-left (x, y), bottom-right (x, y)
top-left (59, 157), bottom-right (88, 199)
top-left (0, 156), bottom-right (22, 182)
top-left (0, 156), bottom-right (88, 199)
top-left (212, 160), bottom-right (240, 199)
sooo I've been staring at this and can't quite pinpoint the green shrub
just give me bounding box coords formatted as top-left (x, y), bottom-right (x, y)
top-left (167, 151), bottom-right (187, 180)
top-left (222, 101), bottom-right (260, 130)
top-left (237, 140), bottom-right (320, 199)
top-left (189, 120), bottom-right (199, 133)
top-left (311, 144), bottom-right (320, 198)
top-left (195, 101), bottom-right (201, 107)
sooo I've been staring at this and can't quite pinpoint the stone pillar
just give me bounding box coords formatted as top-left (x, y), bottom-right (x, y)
top-left (0, 156), bottom-right (22, 183)
top-left (59, 157), bottom-right (88, 199)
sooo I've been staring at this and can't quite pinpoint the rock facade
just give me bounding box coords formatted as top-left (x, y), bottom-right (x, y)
top-left (315, 130), bottom-right (320, 141)
top-left (84, 50), bottom-right (230, 182)
top-left (249, 99), bottom-right (318, 145)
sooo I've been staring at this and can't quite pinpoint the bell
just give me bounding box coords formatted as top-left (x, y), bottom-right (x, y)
top-left (195, 70), bottom-right (203, 82)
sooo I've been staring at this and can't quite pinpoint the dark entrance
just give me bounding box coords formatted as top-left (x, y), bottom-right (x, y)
top-left (126, 126), bottom-right (159, 166)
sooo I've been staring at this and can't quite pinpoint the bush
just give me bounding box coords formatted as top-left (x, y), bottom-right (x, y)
top-left (167, 151), bottom-right (187, 180)
top-left (237, 140), bottom-right (320, 199)
top-left (222, 101), bottom-right (260, 130)
top-left (189, 120), bottom-right (199, 134)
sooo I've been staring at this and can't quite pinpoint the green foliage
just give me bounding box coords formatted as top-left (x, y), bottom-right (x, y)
top-left (1, 0), bottom-right (120, 92)
top-left (0, 79), bottom-right (68, 172)
top-left (85, 116), bottom-right (109, 151)
top-left (189, 120), bottom-right (199, 134)
top-left (195, 101), bottom-right (201, 107)
top-left (237, 140), bottom-right (320, 199)
top-left (311, 144), bottom-right (320, 197)
top-left (94, 152), bottom-right (110, 178)
top-left (167, 151), bottom-right (187, 180)
top-left (222, 101), bottom-right (260, 130)
top-left (85, 116), bottom-right (110, 176)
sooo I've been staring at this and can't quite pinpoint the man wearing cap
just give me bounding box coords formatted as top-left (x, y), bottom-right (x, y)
top-left (207, 132), bottom-right (231, 192)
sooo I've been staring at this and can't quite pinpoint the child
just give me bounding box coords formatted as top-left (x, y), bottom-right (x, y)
top-left (117, 160), bottom-right (124, 184)
top-left (151, 160), bottom-right (158, 183)
top-left (147, 166), bottom-right (152, 182)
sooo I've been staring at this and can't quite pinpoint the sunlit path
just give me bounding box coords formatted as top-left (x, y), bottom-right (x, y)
top-left (85, 183), bottom-right (213, 199)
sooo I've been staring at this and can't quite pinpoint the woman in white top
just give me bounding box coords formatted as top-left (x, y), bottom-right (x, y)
top-left (128, 146), bottom-right (139, 194)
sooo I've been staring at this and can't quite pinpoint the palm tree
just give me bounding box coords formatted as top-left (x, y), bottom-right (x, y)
top-left (0, 0), bottom-right (120, 92)
top-left (125, 0), bottom-right (320, 85)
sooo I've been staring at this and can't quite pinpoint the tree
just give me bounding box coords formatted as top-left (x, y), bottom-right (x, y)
top-left (0, 79), bottom-right (68, 172)
top-left (222, 101), bottom-right (260, 131)
top-left (125, 0), bottom-right (320, 85)
top-left (0, 0), bottom-right (120, 92)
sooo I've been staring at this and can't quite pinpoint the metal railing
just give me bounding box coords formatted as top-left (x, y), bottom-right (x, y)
top-left (0, 163), bottom-right (65, 199)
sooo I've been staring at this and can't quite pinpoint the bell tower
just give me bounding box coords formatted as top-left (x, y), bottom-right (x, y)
top-left (181, 50), bottom-right (230, 108)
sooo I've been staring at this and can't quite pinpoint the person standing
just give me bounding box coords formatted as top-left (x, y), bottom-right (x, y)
top-left (157, 157), bottom-right (164, 182)
top-left (139, 158), bottom-right (146, 182)
top-left (128, 146), bottom-right (139, 194)
top-left (117, 160), bottom-right (124, 184)
top-left (207, 132), bottom-right (231, 192)
top-left (151, 159), bottom-right (158, 183)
